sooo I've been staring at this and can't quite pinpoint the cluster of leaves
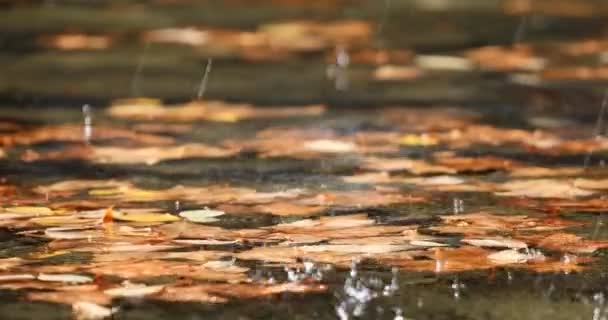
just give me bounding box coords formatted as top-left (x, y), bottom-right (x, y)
top-left (3, 103), bottom-right (608, 319)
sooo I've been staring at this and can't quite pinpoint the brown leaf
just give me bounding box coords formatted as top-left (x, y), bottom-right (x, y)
top-left (373, 65), bottom-right (421, 81)
top-left (37, 33), bottom-right (114, 50)
top-left (431, 212), bottom-right (581, 235)
top-left (88, 260), bottom-right (247, 282)
top-left (156, 282), bottom-right (327, 304)
top-left (509, 166), bottom-right (584, 178)
top-left (359, 157), bottom-right (455, 175)
top-left (434, 155), bottom-right (518, 173)
top-left (27, 284), bottom-right (111, 305)
top-left (465, 45), bottom-right (545, 71)
top-left (2, 125), bottom-right (173, 147)
top-left (107, 99), bottom-right (324, 122)
top-left (496, 179), bottom-right (595, 199)
top-left (521, 232), bottom-right (608, 254)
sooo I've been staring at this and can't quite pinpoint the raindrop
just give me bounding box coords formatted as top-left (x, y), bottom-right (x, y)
top-left (130, 41), bottom-right (151, 97)
top-left (326, 46), bottom-right (350, 91)
top-left (513, 15), bottom-right (529, 45)
top-left (584, 90), bottom-right (608, 170)
top-left (82, 104), bottom-right (93, 143)
top-left (196, 58), bottom-right (213, 100)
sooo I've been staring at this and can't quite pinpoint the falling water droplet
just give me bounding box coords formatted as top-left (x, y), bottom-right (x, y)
top-left (326, 46), bottom-right (350, 91)
top-left (584, 90), bottom-right (608, 170)
top-left (130, 42), bottom-right (151, 97)
top-left (82, 104), bottom-right (93, 143)
top-left (513, 15), bottom-right (529, 45)
top-left (196, 58), bottom-right (213, 100)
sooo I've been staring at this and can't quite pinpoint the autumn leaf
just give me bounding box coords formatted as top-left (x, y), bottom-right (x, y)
top-left (107, 99), bottom-right (325, 122)
top-left (496, 179), bottom-right (595, 198)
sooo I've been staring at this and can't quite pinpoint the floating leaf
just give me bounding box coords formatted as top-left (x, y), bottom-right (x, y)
top-left (108, 99), bottom-right (325, 122)
top-left (373, 65), bottom-right (421, 81)
top-left (496, 179), bottom-right (595, 198)
top-left (111, 211), bottom-right (180, 223)
top-left (399, 134), bottom-right (439, 146)
top-left (44, 227), bottom-right (103, 240)
top-left (3, 206), bottom-right (54, 215)
top-left (72, 302), bottom-right (116, 320)
top-left (462, 238), bottom-right (528, 249)
top-left (0, 274), bottom-right (35, 281)
top-left (104, 284), bottom-right (165, 298)
top-left (38, 273), bottom-right (93, 284)
top-left (179, 209), bottom-right (225, 223)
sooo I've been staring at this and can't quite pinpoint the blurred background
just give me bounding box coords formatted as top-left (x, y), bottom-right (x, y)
top-left (2, 0), bottom-right (608, 115)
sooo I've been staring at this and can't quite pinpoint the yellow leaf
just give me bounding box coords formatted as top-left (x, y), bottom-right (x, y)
top-left (88, 188), bottom-right (122, 196)
top-left (31, 216), bottom-right (95, 226)
top-left (3, 206), bottom-right (54, 215)
top-left (111, 211), bottom-right (180, 223)
top-left (399, 134), bottom-right (438, 146)
top-left (207, 112), bottom-right (240, 123)
top-left (28, 250), bottom-right (70, 259)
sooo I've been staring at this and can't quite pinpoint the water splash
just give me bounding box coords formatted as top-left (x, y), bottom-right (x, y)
top-left (326, 45), bottom-right (350, 91)
top-left (335, 261), bottom-right (402, 319)
top-left (452, 198), bottom-right (464, 214)
top-left (592, 292), bottom-right (607, 320)
top-left (450, 276), bottom-right (465, 300)
top-left (285, 260), bottom-right (329, 283)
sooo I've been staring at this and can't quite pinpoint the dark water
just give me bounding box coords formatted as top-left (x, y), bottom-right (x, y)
top-left (2, 1), bottom-right (608, 319)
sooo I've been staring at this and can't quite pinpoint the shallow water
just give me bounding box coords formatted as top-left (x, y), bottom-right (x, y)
top-left (2, 1), bottom-right (608, 319)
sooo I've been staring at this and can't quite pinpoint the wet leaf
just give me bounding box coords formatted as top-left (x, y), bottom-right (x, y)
top-left (37, 33), bottom-right (114, 50)
top-left (522, 232), bottom-right (608, 254)
top-left (3, 206), bottom-right (54, 215)
top-left (104, 284), bottom-right (165, 298)
top-left (72, 302), bottom-right (116, 320)
top-left (462, 238), bottom-right (528, 249)
top-left (89, 260), bottom-right (247, 282)
top-left (44, 227), bottom-right (103, 240)
top-left (178, 209), bottom-right (225, 223)
top-left (373, 65), bottom-right (421, 81)
top-left (398, 134), bottom-right (439, 146)
top-left (434, 155), bottom-right (517, 173)
top-left (360, 156), bottom-right (454, 174)
top-left (431, 212), bottom-right (581, 235)
top-left (487, 249), bottom-right (541, 264)
top-left (155, 282), bottom-right (326, 304)
top-left (2, 125), bottom-right (173, 147)
top-left (496, 179), bottom-right (595, 198)
top-left (111, 211), bottom-right (180, 223)
top-left (108, 99), bottom-right (324, 122)
top-left (38, 273), bottom-right (93, 284)
top-left (465, 45), bottom-right (545, 71)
